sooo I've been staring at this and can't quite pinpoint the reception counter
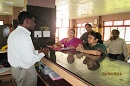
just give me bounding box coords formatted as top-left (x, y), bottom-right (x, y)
top-left (40, 49), bottom-right (130, 86)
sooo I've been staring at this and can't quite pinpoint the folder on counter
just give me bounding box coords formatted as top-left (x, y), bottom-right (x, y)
top-left (48, 72), bottom-right (63, 81)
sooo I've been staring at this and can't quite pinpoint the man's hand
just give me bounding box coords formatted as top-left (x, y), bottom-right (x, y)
top-left (38, 47), bottom-right (43, 53)
top-left (42, 48), bottom-right (49, 55)
top-left (110, 36), bottom-right (113, 41)
top-left (38, 47), bottom-right (49, 55)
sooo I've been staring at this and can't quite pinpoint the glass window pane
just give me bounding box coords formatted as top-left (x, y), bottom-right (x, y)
top-left (77, 24), bottom-right (81, 27)
top-left (124, 20), bottom-right (130, 25)
top-left (55, 28), bottom-right (59, 37)
top-left (0, 21), bottom-right (3, 25)
top-left (104, 21), bottom-right (112, 26)
top-left (63, 19), bottom-right (69, 27)
top-left (81, 28), bottom-right (86, 36)
top-left (56, 19), bottom-right (61, 27)
top-left (114, 21), bottom-right (123, 25)
top-left (111, 27), bottom-right (117, 31)
top-left (59, 28), bottom-right (68, 40)
top-left (82, 23), bottom-right (86, 27)
top-left (55, 28), bottom-right (59, 42)
top-left (125, 27), bottom-right (130, 41)
top-left (126, 42), bottom-right (130, 44)
top-left (88, 23), bottom-right (92, 26)
top-left (77, 28), bottom-right (81, 38)
top-left (118, 27), bottom-right (125, 39)
top-left (104, 27), bottom-right (111, 41)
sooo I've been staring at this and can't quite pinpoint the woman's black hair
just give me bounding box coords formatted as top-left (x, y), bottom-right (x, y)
top-left (89, 31), bottom-right (103, 44)
top-left (68, 29), bottom-right (75, 34)
top-left (18, 11), bottom-right (35, 24)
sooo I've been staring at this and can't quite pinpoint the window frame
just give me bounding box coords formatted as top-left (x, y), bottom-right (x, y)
top-left (103, 20), bottom-right (130, 44)
top-left (56, 19), bottom-right (70, 42)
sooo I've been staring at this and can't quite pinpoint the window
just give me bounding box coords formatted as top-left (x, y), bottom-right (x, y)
top-left (104, 27), bottom-right (111, 41)
top-left (125, 27), bottom-right (130, 44)
top-left (55, 28), bottom-right (59, 43)
top-left (62, 19), bottom-right (69, 27)
top-left (56, 19), bottom-right (69, 42)
top-left (59, 28), bottom-right (68, 40)
top-left (103, 20), bottom-right (130, 44)
top-left (56, 19), bottom-right (62, 27)
top-left (0, 21), bottom-right (3, 25)
top-left (77, 24), bottom-right (81, 27)
top-left (124, 20), bottom-right (130, 25)
top-left (104, 21), bottom-right (112, 26)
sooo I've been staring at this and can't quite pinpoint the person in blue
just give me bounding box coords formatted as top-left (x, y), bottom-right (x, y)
top-left (76, 31), bottom-right (107, 58)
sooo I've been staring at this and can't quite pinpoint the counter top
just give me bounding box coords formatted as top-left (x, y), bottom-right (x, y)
top-left (41, 49), bottom-right (130, 86)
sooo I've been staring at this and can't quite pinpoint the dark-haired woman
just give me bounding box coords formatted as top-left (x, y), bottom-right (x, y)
top-left (54, 29), bottom-right (82, 49)
top-left (76, 31), bottom-right (107, 57)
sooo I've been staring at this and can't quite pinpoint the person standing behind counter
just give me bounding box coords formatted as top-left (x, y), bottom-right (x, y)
top-left (7, 11), bottom-right (48, 86)
top-left (54, 29), bottom-right (83, 49)
top-left (80, 24), bottom-right (94, 43)
top-left (76, 31), bottom-right (107, 57)
top-left (104, 29), bottom-right (128, 61)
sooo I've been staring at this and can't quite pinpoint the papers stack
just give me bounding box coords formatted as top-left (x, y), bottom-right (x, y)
top-left (44, 66), bottom-right (63, 80)
top-left (48, 72), bottom-right (63, 81)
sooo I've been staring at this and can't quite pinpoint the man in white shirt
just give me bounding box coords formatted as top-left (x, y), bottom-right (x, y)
top-left (105, 29), bottom-right (128, 61)
top-left (8, 11), bottom-right (48, 86)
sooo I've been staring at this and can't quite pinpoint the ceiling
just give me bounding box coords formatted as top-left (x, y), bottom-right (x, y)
top-left (56, 0), bottom-right (130, 19)
top-left (0, 0), bottom-right (24, 15)
top-left (1, 0), bottom-right (130, 19)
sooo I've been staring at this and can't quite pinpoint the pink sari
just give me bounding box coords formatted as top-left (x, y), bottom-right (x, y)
top-left (60, 38), bottom-right (83, 48)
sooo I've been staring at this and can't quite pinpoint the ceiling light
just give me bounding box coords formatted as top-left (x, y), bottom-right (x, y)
top-left (1, 1), bottom-right (14, 5)
top-left (4, 12), bottom-right (9, 14)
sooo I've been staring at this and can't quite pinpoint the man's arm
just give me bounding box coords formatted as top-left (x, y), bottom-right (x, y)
top-left (21, 36), bottom-right (45, 65)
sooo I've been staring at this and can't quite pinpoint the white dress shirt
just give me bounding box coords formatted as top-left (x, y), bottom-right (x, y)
top-left (7, 26), bottom-right (45, 69)
top-left (104, 37), bottom-right (128, 60)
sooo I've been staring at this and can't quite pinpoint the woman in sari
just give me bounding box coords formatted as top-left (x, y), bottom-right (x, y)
top-left (54, 29), bottom-right (82, 49)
